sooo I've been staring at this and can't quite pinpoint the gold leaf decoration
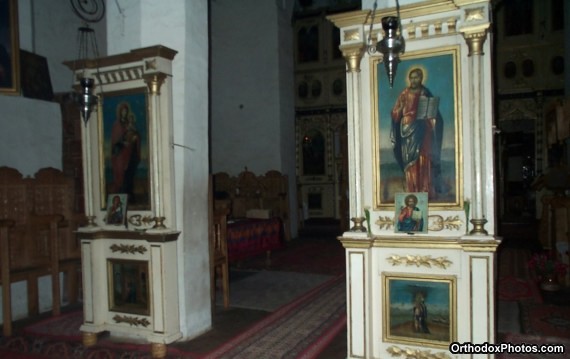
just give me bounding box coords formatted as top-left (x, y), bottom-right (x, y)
top-left (465, 7), bottom-right (485, 22)
top-left (443, 215), bottom-right (463, 230)
top-left (387, 345), bottom-right (451, 359)
top-left (376, 216), bottom-right (394, 230)
top-left (112, 314), bottom-right (151, 327)
top-left (427, 215), bottom-right (463, 231)
top-left (110, 243), bottom-right (147, 255)
top-left (344, 29), bottom-right (360, 41)
top-left (128, 214), bottom-right (156, 227)
top-left (386, 255), bottom-right (453, 269)
top-left (428, 215), bottom-right (443, 231)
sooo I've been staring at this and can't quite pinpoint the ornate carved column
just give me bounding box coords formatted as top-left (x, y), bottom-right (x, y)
top-left (144, 73), bottom-right (168, 228)
top-left (341, 44), bottom-right (367, 233)
top-left (462, 25), bottom-right (490, 235)
top-left (81, 114), bottom-right (97, 227)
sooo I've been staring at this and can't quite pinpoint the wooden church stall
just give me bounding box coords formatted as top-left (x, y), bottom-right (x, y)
top-left (0, 166), bottom-right (83, 336)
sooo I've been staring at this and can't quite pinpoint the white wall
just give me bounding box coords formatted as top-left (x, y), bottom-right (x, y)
top-left (0, 96), bottom-right (61, 176)
top-left (210, 0), bottom-right (294, 176)
top-left (210, 0), bottom-right (298, 236)
top-left (106, 0), bottom-right (211, 340)
top-left (19, 0), bottom-right (106, 93)
top-left (0, 0), bottom-right (106, 176)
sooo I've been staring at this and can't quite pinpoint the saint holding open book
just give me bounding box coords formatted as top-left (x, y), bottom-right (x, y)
top-left (390, 68), bottom-right (444, 199)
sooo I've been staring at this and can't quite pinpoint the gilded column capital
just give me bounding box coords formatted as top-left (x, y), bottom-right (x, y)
top-left (461, 28), bottom-right (488, 56)
top-left (340, 44), bottom-right (366, 73)
top-left (143, 73), bottom-right (167, 95)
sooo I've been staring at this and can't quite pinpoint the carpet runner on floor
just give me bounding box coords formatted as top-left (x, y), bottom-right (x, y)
top-left (203, 275), bottom-right (346, 359)
top-left (237, 238), bottom-right (345, 276)
top-left (0, 275), bottom-right (346, 359)
top-left (218, 270), bottom-right (334, 312)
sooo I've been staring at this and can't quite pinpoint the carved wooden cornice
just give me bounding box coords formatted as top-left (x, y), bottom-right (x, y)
top-left (64, 45), bottom-right (177, 71)
top-left (327, 1), bottom-right (460, 29)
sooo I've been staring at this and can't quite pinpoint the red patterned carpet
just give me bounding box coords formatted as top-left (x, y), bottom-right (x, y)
top-left (497, 275), bottom-right (543, 303)
top-left (1, 275), bottom-right (346, 359)
top-left (0, 334), bottom-right (198, 359)
top-left (202, 275), bottom-right (346, 358)
top-left (238, 237), bottom-right (345, 275)
top-left (519, 302), bottom-right (570, 338)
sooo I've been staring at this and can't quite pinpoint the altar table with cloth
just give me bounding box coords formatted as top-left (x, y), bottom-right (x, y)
top-left (226, 217), bottom-right (283, 263)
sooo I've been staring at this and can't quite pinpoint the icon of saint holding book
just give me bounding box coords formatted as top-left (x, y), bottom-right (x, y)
top-left (390, 68), bottom-right (444, 199)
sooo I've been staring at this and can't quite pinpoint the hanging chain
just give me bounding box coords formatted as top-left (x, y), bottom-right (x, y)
top-left (366, 1), bottom-right (378, 55)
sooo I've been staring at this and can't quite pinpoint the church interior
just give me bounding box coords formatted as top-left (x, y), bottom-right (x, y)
top-left (0, 0), bottom-right (569, 358)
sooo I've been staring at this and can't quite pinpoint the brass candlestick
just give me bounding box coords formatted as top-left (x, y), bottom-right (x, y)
top-left (469, 218), bottom-right (488, 235)
top-left (350, 216), bottom-right (367, 233)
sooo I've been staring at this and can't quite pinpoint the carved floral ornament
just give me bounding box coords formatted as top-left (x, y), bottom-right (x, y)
top-left (112, 314), bottom-right (151, 327)
top-left (109, 243), bottom-right (147, 255)
top-left (375, 215), bottom-right (464, 231)
top-left (387, 345), bottom-right (451, 359)
top-left (386, 254), bottom-right (453, 269)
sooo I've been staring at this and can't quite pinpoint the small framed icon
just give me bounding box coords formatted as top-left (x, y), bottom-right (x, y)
top-left (105, 193), bottom-right (128, 226)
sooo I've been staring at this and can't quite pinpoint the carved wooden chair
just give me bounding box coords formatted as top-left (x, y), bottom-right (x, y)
top-left (210, 209), bottom-right (230, 309)
top-left (0, 219), bottom-right (15, 336)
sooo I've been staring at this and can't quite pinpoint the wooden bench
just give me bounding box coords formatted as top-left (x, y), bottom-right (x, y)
top-left (0, 166), bottom-right (83, 336)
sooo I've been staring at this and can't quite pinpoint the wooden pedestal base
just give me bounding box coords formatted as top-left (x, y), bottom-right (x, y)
top-left (82, 332), bottom-right (97, 347)
top-left (151, 343), bottom-right (167, 358)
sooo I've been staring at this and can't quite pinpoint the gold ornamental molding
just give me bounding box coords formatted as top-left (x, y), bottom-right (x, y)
top-left (464, 7), bottom-right (485, 22)
top-left (338, 237), bottom-right (374, 249)
top-left (340, 44), bottom-right (365, 73)
top-left (386, 255), bottom-right (453, 269)
top-left (112, 314), bottom-right (151, 327)
top-left (343, 28), bottom-right (361, 42)
top-left (144, 73), bottom-right (167, 95)
top-left (387, 345), bottom-right (452, 359)
top-left (375, 215), bottom-right (463, 232)
top-left (110, 243), bottom-right (147, 255)
top-left (404, 18), bottom-right (458, 40)
top-left (128, 214), bottom-right (156, 227)
top-left (462, 30), bottom-right (488, 56)
top-left (376, 216), bottom-right (394, 230)
top-left (459, 239), bottom-right (500, 252)
top-left (327, 1), bottom-right (460, 29)
top-left (95, 65), bottom-right (144, 86)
